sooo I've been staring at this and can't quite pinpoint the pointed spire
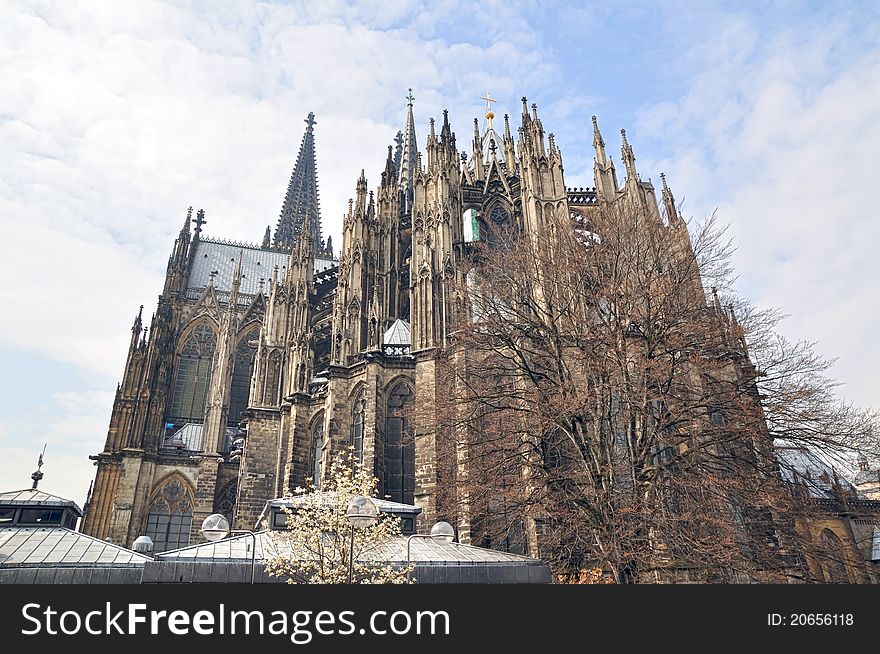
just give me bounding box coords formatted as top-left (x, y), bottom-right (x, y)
top-left (262, 225), bottom-right (271, 249)
top-left (182, 206), bottom-right (192, 236)
top-left (711, 286), bottom-right (724, 317)
top-left (382, 144), bottom-right (396, 187)
top-left (398, 89), bottom-right (420, 199)
top-left (132, 305), bottom-right (143, 334)
top-left (592, 115), bottom-right (618, 197)
top-left (229, 251), bottom-right (244, 308)
top-left (621, 128), bottom-right (637, 181)
top-left (325, 234), bottom-right (334, 258)
top-left (592, 116), bottom-right (607, 163)
top-left (472, 118), bottom-right (484, 179)
top-left (660, 173), bottom-right (679, 224)
top-left (393, 130), bottom-right (404, 173)
top-left (275, 112), bottom-right (323, 254)
top-left (130, 305), bottom-right (144, 351)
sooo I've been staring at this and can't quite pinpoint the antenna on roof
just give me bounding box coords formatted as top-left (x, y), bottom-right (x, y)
top-left (31, 443), bottom-right (47, 489)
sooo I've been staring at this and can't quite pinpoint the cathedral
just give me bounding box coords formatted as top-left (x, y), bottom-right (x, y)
top-left (78, 90), bottom-right (879, 582)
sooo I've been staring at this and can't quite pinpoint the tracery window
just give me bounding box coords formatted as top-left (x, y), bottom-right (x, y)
top-left (169, 323), bottom-right (216, 422)
top-left (308, 417), bottom-right (324, 489)
top-left (483, 205), bottom-right (511, 250)
top-left (351, 396), bottom-right (365, 463)
top-left (144, 477), bottom-right (193, 553)
top-left (819, 529), bottom-right (849, 583)
top-left (213, 480), bottom-right (237, 525)
top-left (385, 382), bottom-right (415, 504)
top-left (228, 329), bottom-right (259, 425)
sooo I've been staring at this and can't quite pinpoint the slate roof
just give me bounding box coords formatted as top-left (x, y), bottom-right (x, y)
top-left (776, 446), bottom-right (860, 499)
top-left (0, 527), bottom-right (150, 567)
top-left (187, 238), bottom-right (336, 296)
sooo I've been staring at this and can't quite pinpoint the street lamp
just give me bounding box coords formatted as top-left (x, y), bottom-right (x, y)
top-left (200, 513), bottom-right (258, 584)
top-left (132, 535), bottom-right (154, 556)
top-left (346, 496), bottom-right (378, 583)
top-left (406, 521), bottom-right (456, 582)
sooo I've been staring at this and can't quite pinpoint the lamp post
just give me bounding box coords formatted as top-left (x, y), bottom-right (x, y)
top-left (346, 496), bottom-right (379, 584)
top-left (201, 513), bottom-right (257, 584)
top-left (132, 535), bottom-right (154, 557)
top-left (406, 521), bottom-right (456, 582)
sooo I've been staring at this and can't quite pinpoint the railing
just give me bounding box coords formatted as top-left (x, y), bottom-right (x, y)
top-left (567, 187), bottom-right (598, 205)
top-left (345, 345), bottom-right (413, 366)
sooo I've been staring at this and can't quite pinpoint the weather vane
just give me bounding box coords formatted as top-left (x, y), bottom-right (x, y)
top-left (31, 443), bottom-right (47, 489)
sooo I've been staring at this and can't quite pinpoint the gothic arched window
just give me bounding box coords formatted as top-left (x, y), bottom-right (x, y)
top-left (144, 476), bottom-right (193, 552)
top-left (819, 529), bottom-right (849, 583)
top-left (213, 480), bottom-right (237, 525)
top-left (228, 329), bottom-right (259, 425)
top-left (351, 396), bottom-right (365, 464)
top-left (263, 349), bottom-right (282, 406)
top-left (385, 382), bottom-right (415, 504)
top-left (479, 204), bottom-right (512, 251)
top-left (308, 417), bottom-right (324, 489)
top-left (169, 323), bottom-right (216, 422)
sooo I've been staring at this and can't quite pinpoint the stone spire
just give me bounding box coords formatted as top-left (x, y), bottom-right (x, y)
top-left (274, 112), bottom-right (323, 253)
top-left (398, 89), bottom-right (420, 207)
top-left (660, 173), bottom-right (680, 224)
top-left (620, 128), bottom-right (638, 183)
top-left (592, 115), bottom-right (618, 197)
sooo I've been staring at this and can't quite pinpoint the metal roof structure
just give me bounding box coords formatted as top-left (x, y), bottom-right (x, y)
top-left (162, 423), bottom-right (204, 451)
top-left (156, 529), bottom-right (542, 565)
top-left (383, 318), bottom-right (411, 346)
top-left (0, 489), bottom-right (83, 514)
top-left (0, 527), bottom-right (150, 567)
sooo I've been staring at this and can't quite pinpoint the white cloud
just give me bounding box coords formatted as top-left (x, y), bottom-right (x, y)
top-left (634, 11), bottom-right (880, 409)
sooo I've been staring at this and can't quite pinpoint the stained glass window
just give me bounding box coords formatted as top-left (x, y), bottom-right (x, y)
top-left (228, 329), bottom-right (259, 425)
top-left (351, 397), bottom-right (365, 463)
top-left (169, 324), bottom-right (216, 422)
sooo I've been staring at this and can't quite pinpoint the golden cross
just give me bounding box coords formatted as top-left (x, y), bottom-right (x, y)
top-left (481, 91), bottom-right (498, 128)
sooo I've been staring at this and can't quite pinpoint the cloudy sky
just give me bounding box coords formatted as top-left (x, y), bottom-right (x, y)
top-left (1, 0), bottom-right (878, 506)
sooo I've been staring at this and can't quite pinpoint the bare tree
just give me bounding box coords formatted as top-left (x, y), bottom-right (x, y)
top-left (434, 201), bottom-right (879, 583)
